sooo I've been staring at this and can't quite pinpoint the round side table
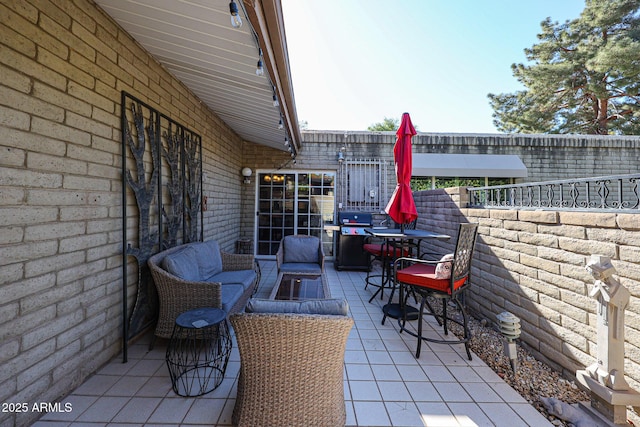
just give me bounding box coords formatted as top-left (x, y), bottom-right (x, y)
top-left (165, 307), bottom-right (231, 397)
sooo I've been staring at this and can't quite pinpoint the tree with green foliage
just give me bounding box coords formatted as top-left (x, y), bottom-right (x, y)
top-left (367, 117), bottom-right (399, 131)
top-left (489, 0), bottom-right (640, 135)
top-left (368, 117), bottom-right (420, 131)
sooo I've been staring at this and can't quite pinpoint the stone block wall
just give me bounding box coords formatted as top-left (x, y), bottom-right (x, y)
top-left (0, 1), bottom-right (248, 425)
top-left (413, 188), bottom-right (640, 393)
top-left (301, 131), bottom-right (640, 184)
top-left (238, 127), bottom-right (640, 245)
top-left (1, 1), bottom-right (639, 425)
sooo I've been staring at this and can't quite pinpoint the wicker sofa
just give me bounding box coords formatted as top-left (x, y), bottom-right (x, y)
top-left (230, 299), bottom-right (353, 427)
top-left (147, 240), bottom-right (258, 339)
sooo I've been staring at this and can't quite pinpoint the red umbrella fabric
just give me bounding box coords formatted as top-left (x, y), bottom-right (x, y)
top-left (385, 112), bottom-right (418, 227)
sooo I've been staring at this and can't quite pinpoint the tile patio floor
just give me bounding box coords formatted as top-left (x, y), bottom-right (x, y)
top-left (34, 260), bottom-right (552, 427)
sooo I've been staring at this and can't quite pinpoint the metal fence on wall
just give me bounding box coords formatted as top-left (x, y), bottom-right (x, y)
top-left (337, 158), bottom-right (389, 212)
top-left (468, 173), bottom-right (640, 211)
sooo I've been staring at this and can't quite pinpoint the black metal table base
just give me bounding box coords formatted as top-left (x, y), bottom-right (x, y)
top-left (366, 275), bottom-right (394, 303)
top-left (383, 303), bottom-right (419, 321)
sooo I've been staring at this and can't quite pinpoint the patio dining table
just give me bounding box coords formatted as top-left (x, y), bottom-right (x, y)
top-left (364, 227), bottom-right (450, 321)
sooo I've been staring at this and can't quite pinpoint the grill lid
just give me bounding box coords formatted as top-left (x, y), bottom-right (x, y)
top-left (338, 212), bottom-right (372, 226)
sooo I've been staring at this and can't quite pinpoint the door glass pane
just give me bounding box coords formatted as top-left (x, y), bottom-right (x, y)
top-left (256, 171), bottom-right (335, 257)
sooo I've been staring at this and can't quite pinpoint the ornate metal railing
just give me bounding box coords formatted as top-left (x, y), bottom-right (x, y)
top-left (468, 174), bottom-right (640, 211)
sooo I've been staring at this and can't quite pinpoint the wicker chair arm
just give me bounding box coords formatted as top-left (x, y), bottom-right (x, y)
top-left (229, 313), bottom-right (353, 427)
top-left (155, 274), bottom-right (222, 306)
top-left (221, 251), bottom-right (254, 271)
top-left (148, 262), bottom-right (222, 338)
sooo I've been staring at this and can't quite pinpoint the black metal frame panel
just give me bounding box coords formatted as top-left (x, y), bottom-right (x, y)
top-left (120, 91), bottom-right (202, 362)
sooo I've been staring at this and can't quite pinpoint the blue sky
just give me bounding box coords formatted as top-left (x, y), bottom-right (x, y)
top-left (281, 0), bottom-right (586, 133)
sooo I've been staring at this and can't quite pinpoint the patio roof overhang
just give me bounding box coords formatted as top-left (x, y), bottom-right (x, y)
top-left (412, 153), bottom-right (528, 178)
top-left (95, 0), bottom-right (301, 154)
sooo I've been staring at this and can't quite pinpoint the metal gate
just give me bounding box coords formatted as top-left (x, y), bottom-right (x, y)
top-left (337, 159), bottom-right (388, 212)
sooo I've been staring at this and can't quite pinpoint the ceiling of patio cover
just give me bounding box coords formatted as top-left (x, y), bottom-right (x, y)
top-left (95, 0), bottom-right (300, 153)
top-left (412, 154), bottom-right (528, 178)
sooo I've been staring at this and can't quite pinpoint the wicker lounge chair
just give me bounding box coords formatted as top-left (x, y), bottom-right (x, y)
top-left (230, 311), bottom-right (353, 427)
top-left (276, 234), bottom-right (325, 274)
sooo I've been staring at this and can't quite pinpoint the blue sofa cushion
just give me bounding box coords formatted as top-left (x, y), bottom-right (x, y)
top-left (162, 246), bottom-right (200, 282)
top-left (208, 270), bottom-right (256, 291)
top-left (283, 236), bottom-right (320, 264)
top-left (246, 298), bottom-right (349, 315)
top-left (279, 262), bottom-right (322, 274)
top-left (221, 284), bottom-right (245, 314)
top-left (193, 241), bottom-right (223, 280)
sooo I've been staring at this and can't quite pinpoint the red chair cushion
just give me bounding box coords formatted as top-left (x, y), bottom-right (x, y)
top-left (363, 243), bottom-right (408, 258)
top-left (396, 263), bottom-right (467, 294)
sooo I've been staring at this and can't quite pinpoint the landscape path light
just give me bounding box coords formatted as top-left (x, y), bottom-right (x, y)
top-left (496, 311), bottom-right (521, 374)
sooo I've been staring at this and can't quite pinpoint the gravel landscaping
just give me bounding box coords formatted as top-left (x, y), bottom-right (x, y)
top-left (462, 312), bottom-right (639, 426)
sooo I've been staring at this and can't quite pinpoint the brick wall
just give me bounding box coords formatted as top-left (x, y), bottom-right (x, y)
top-left (301, 131), bottom-right (640, 183)
top-left (0, 1), bottom-right (248, 425)
top-left (413, 188), bottom-right (640, 393)
top-left (2, 1), bottom-right (639, 425)
top-left (238, 123), bottom-right (640, 244)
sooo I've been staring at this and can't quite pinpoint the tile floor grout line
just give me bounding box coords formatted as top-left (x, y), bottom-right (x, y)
top-left (34, 260), bottom-right (552, 427)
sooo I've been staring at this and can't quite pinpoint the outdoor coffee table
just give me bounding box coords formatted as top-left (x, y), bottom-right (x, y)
top-left (269, 272), bottom-right (330, 300)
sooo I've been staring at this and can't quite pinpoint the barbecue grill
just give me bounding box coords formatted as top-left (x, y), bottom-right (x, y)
top-left (335, 212), bottom-right (372, 271)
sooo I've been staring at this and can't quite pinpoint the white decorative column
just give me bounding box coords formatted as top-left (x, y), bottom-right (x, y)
top-left (576, 255), bottom-right (640, 425)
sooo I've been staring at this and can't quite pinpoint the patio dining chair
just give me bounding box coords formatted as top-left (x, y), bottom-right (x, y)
top-left (363, 237), bottom-right (408, 303)
top-left (363, 219), bottom-right (417, 303)
top-left (394, 222), bottom-right (479, 359)
top-left (389, 218), bottom-right (419, 255)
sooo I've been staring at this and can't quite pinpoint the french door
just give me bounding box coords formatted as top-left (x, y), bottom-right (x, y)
top-left (256, 171), bottom-right (335, 257)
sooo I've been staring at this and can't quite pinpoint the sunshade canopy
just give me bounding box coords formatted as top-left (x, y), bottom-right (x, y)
top-left (412, 154), bottom-right (528, 178)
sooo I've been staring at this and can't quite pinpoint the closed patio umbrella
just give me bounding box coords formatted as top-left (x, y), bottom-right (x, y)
top-left (385, 112), bottom-right (418, 230)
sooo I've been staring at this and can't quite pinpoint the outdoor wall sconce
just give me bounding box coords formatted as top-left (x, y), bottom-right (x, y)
top-left (337, 146), bottom-right (346, 163)
top-left (229, 1), bottom-right (242, 28)
top-left (241, 167), bottom-right (252, 184)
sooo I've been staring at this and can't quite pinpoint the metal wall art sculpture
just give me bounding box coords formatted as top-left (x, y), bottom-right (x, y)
top-left (120, 92), bottom-right (202, 361)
